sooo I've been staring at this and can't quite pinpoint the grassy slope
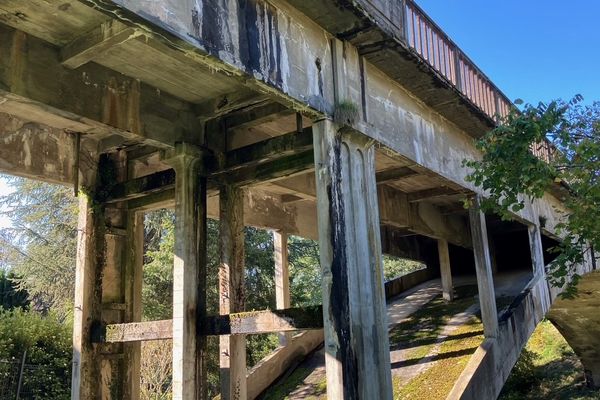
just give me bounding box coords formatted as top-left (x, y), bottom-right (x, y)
top-left (499, 320), bottom-right (600, 400)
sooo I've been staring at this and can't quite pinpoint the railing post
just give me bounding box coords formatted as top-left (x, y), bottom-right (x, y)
top-left (453, 52), bottom-right (462, 92)
top-left (400, 0), bottom-right (408, 43)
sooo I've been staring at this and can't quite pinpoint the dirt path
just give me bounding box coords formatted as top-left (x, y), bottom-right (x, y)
top-left (261, 280), bottom-right (444, 400)
top-left (260, 273), bottom-right (530, 400)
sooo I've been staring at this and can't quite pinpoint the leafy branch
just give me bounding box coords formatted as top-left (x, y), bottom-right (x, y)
top-left (464, 97), bottom-right (599, 297)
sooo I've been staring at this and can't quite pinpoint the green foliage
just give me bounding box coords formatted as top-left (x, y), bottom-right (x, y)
top-left (333, 100), bottom-right (359, 125)
top-left (0, 177), bottom-right (78, 315)
top-left (464, 98), bottom-right (600, 296)
top-left (382, 255), bottom-right (424, 281)
top-left (142, 211), bottom-right (175, 321)
top-left (0, 269), bottom-right (28, 310)
top-left (288, 236), bottom-right (321, 307)
top-left (499, 320), bottom-right (599, 400)
top-left (0, 308), bottom-right (72, 399)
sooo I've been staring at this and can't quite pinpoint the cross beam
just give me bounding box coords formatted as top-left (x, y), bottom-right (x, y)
top-left (105, 130), bottom-right (315, 203)
top-left (94, 306), bottom-right (324, 343)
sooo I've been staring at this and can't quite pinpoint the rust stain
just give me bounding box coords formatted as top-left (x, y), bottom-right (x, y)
top-left (127, 79), bottom-right (141, 135)
top-left (9, 30), bottom-right (26, 94)
top-left (102, 77), bottom-right (122, 129)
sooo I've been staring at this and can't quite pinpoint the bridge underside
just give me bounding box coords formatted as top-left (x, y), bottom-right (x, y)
top-left (0, 1), bottom-right (575, 399)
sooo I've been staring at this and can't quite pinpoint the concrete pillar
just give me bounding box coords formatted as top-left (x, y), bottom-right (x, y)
top-left (488, 236), bottom-right (499, 275)
top-left (313, 119), bottom-right (392, 400)
top-left (528, 224), bottom-right (545, 275)
top-left (273, 230), bottom-right (292, 346)
top-left (123, 211), bottom-right (144, 400)
top-left (71, 179), bottom-right (104, 400)
top-left (528, 223), bottom-right (551, 312)
top-left (219, 185), bottom-right (247, 400)
top-left (469, 196), bottom-right (498, 338)
top-left (168, 143), bottom-right (208, 400)
top-left (437, 239), bottom-right (454, 301)
top-left (72, 151), bottom-right (141, 400)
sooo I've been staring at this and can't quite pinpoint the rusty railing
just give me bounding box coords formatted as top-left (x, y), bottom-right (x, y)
top-left (402, 0), bottom-right (555, 163)
top-left (403, 0), bottom-right (512, 121)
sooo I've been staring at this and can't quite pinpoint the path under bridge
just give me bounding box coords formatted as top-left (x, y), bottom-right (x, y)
top-left (0, 0), bottom-right (597, 399)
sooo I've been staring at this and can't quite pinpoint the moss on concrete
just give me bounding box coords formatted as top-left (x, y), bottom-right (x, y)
top-left (393, 316), bottom-right (484, 400)
top-left (260, 367), bottom-right (326, 400)
top-left (499, 320), bottom-right (600, 400)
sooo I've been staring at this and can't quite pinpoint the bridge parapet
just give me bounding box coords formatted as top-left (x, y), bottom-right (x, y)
top-left (449, 255), bottom-right (597, 398)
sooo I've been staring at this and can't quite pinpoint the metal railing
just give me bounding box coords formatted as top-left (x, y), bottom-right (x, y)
top-left (403, 0), bottom-right (512, 121)
top-left (402, 0), bottom-right (555, 164)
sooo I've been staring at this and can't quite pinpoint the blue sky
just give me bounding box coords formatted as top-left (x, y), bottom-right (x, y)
top-left (416, 0), bottom-right (600, 105)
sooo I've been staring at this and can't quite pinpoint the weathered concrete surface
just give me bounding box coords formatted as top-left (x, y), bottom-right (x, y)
top-left (313, 120), bottom-right (392, 399)
top-left (548, 270), bottom-right (600, 388)
top-left (447, 273), bottom-right (551, 400)
top-left (246, 330), bottom-right (324, 400)
top-left (167, 144), bottom-right (208, 400)
top-left (0, 113), bottom-right (77, 183)
top-left (0, 24), bottom-right (199, 147)
top-left (449, 256), bottom-right (596, 399)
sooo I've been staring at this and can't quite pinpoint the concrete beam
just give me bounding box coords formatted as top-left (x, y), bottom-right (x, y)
top-left (0, 25), bottom-right (198, 147)
top-left (0, 113), bottom-right (78, 184)
top-left (102, 320), bottom-right (173, 343)
top-left (375, 166), bottom-right (418, 184)
top-left (224, 102), bottom-right (292, 130)
top-left (61, 19), bottom-right (140, 69)
top-left (378, 185), bottom-right (471, 248)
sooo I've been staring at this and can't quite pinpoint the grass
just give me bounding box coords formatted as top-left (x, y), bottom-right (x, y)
top-left (389, 285), bottom-right (478, 361)
top-left (393, 317), bottom-right (484, 400)
top-left (499, 320), bottom-right (600, 400)
top-left (260, 367), bottom-right (326, 400)
top-left (261, 284), bottom-right (519, 399)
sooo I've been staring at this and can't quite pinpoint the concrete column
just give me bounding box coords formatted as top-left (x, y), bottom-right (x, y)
top-left (219, 185), bottom-right (247, 400)
top-left (71, 180), bottom-right (104, 400)
top-left (528, 223), bottom-right (551, 312)
top-left (73, 150), bottom-right (137, 400)
top-left (528, 224), bottom-right (545, 275)
top-left (168, 143), bottom-right (208, 400)
top-left (437, 239), bottom-right (454, 301)
top-left (123, 211), bottom-right (144, 400)
top-left (273, 230), bottom-right (291, 346)
top-left (313, 119), bottom-right (392, 400)
top-left (488, 236), bottom-right (499, 275)
top-left (469, 196), bottom-right (498, 338)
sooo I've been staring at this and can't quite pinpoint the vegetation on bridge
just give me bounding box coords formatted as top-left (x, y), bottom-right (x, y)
top-left (465, 98), bottom-right (600, 297)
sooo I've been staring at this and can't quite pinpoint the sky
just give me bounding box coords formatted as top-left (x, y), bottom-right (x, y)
top-left (0, 178), bottom-right (13, 228)
top-left (416, 0), bottom-right (600, 105)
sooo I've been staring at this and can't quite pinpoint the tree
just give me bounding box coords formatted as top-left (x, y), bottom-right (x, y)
top-left (0, 308), bottom-right (72, 399)
top-left (464, 98), bottom-right (599, 296)
top-left (0, 269), bottom-right (29, 310)
top-left (0, 177), bottom-right (78, 315)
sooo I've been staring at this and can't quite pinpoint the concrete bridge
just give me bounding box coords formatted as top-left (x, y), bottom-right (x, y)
top-left (0, 0), bottom-right (597, 399)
